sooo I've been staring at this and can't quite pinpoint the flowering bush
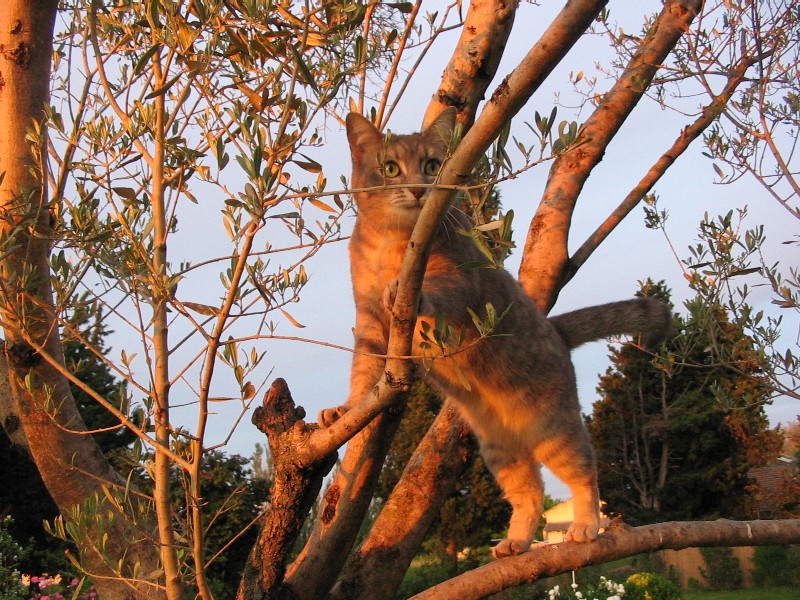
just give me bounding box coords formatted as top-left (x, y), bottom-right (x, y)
top-left (625, 572), bottom-right (682, 600)
top-left (544, 575), bottom-right (626, 600)
top-left (0, 516), bottom-right (96, 600)
top-left (19, 574), bottom-right (97, 600)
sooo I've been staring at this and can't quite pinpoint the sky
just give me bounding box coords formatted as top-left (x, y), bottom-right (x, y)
top-left (73, 2), bottom-right (798, 501)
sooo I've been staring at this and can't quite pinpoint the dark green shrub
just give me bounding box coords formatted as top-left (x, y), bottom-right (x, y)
top-left (752, 545), bottom-right (800, 587)
top-left (698, 547), bottom-right (743, 591)
top-left (625, 572), bottom-right (683, 600)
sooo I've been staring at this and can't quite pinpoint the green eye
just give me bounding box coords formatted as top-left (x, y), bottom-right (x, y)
top-left (383, 161), bottom-right (400, 178)
top-left (423, 158), bottom-right (441, 176)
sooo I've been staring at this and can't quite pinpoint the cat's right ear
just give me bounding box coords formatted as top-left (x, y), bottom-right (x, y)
top-left (346, 113), bottom-right (384, 161)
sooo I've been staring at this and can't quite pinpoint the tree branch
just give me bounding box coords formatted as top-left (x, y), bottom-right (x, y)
top-left (238, 379), bottom-right (337, 600)
top-left (413, 519), bottom-right (800, 599)
top-left (422, 0), bottom-right (518, 129)
top-left (329, 402), bottom-right (471, 600)
top-left (517, 0), bottom-right (703, 312)
top-left (569, 51), bottom-right (760, 276)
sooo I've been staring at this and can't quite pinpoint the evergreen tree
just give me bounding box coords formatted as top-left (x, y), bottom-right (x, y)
top-left (587, 282), bottom-right (783, 525)
top-left (61, 295), bottom-right (137, 454)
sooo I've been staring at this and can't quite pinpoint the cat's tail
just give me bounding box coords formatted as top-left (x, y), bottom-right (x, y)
top-left (549, 296), bottom-right (671, 350)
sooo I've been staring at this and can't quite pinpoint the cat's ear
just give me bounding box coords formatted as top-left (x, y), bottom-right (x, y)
top-left (425, 106), bottom-right (457, 141)
top-left (346, 112), bottom-right (383, 161)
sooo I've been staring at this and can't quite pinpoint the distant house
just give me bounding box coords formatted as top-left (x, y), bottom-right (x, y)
top-left (748, 455), bottom-right (797, 518)
top-left (542, 499), bottom-right (611, 544)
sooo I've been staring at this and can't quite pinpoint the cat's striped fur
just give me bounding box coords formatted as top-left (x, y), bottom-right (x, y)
top-left (319, 108), bottom-right (671, 556)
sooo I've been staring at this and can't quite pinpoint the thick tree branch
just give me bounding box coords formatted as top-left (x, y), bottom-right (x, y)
top-left (238, 379), bottom-right (336, 600)
top-left (284, 408), bottom-right (405, 599)
top-left (422, 0), bottom-right (518, 129)
top-left (413, 519), bottom-right (800, 599)
top-left (518, 0), bottom-right (703, 312)
top-left (328, 402), bottom-right (471, 600)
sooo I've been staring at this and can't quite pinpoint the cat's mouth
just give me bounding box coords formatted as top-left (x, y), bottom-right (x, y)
top-left (393, 189), bottom-right (427, 210)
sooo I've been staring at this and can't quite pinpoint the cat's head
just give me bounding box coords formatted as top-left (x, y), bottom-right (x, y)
top-left (345, 108), bottom-right (456, 231)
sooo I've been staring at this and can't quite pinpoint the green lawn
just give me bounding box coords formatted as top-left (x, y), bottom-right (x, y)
top-left (685, 588), bottom-right (798, 600)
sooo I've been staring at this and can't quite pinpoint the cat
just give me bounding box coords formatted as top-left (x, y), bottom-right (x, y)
top-left (319, 107), bottom-right (671, 557)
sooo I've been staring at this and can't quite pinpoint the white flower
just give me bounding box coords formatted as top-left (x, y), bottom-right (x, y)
top-left (575, 592), bottom-right (583, 599)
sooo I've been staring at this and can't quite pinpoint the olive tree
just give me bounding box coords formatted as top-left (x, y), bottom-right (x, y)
top-left (0, 1), bottom-right (798, 599)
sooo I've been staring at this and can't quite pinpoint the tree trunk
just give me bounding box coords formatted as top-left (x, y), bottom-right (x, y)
top-left (0, 3), bottom-right (162, 597)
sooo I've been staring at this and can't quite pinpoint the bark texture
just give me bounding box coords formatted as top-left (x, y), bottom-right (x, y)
top-left (329, 402), bottom-right (471, 600)
top-left (237, 379), bottom-right (337, 600)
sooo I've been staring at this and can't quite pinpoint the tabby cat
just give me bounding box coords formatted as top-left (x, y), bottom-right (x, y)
top-left (319, 108), bottom-right (671, 557)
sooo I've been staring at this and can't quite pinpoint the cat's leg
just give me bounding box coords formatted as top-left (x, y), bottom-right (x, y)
top-left (483, 451), bottom-right (545, 557)
top-left (535, 429), bottom-right (600, 543)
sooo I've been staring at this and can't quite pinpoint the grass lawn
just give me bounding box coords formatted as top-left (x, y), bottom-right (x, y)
top-left (684, 588), bottom-right (798, 600)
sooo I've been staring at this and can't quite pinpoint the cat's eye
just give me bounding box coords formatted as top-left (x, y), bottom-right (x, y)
top-left (423, 158), bottom-right (441, 176)
top-left (383, 161), bottom-right (401, 178)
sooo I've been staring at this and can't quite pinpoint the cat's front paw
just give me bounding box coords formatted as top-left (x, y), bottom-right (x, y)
top-left (565, 520), bottom-right (599, 543)
top-left (492, 538), bottom-right (531, 558)
top-left (318, 405), bottom-right (350, 428)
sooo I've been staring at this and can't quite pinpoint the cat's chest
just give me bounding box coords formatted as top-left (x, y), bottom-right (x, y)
top-left (349, 226), bottom-right (407, 300)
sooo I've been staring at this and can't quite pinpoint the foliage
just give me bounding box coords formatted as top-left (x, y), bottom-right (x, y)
top-left (0, 517), bottom-right (96, 600)
top-left (750, 545), bottom-right (800, 587)
top-left (396, 557), bottom-right (468, 599)
top-left (684, 589), bottom-right (799, 600)
top-left (0, 299), bottom-right (134, 578)
top-left (61, 295), bottom-right (136, 454)
top-left (0, 516), bottom-right (28, 600)
top-left (0, 430), bottom-right (68, 576)
top-left (587, 281), bottom-right (783, 524)
top-left (698, 547), bottom-right (743, 591)
top-left (625, 572), bottom-right (682, 600)
top-left (177, 451), bottom-right (271, 599)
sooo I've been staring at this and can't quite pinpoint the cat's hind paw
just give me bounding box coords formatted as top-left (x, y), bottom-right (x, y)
top-left (318, 405), bottom-right (349, 428)
top-left (491, 538), bottom-right (531, 558)
top-left (565, 521), bottom-right (599, 543)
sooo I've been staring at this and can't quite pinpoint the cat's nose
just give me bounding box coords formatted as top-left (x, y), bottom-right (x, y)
top-left (410, 187), bottom-right (425, 200)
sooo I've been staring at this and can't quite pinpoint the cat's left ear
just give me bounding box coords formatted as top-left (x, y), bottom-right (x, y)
top-left (425, 106), bottom-right (457, 141)
top-left (346, 112), bottom-right (384, 162)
